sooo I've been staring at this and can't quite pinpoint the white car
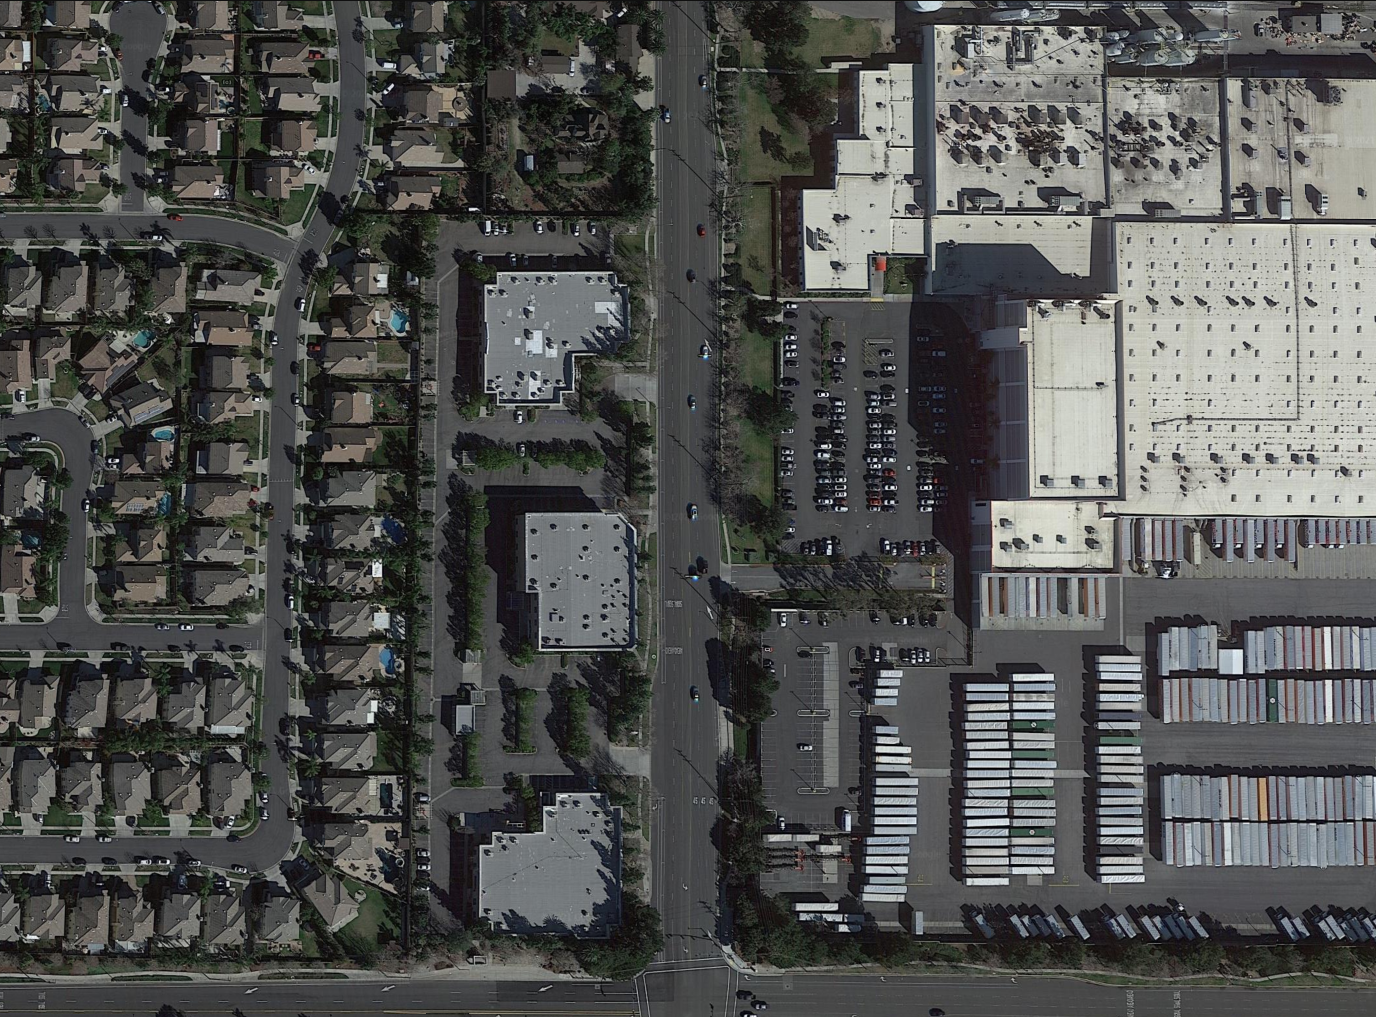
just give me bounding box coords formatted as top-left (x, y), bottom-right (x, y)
top-left (178, 623), bottom-right (194, 631)
top-left (295, 297), bottom-right (306, 311)
top-left (534, 220), bottom-right (544, 234)
top-left (784, 302), bottom-right (798, 310)
top-left (700, 344), bottom-right (711, 360)
top-left (778, 612), bottom-right (789, 627)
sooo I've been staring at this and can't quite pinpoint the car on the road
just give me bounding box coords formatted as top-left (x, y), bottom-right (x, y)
top-left (154, 622), bottom-right (170, 631)
top-left (660, 105), bottom-right (671, 122)
top-left (232, 864), bottom-right (248, 874)
top-left (514, 409), bottom-right (525, 424)
top-left (687, 503), bottom-right (698, 521)
top-left (81, 497), bottom-right (90, 511)
top-left (120, 92), bottom-right (129, 106)
top-left (294, 296), bottom-right (306, 311)
top-left (63, 834), bottom-right (80, 843)
top-left (290, 392), bottom-right (300, 405)
top-left (152, 856), bottom-right (170, 866)
top-left (697, 223), bottom-right (706, 237)
top-left (186, 859), bottom-right (202, 869)
top-left (686, 268), bottom-right (696, 283)
top-left (690, 685), bottom-right (699, 702)
top-left (752, 1001), bottom-right (769, 1011)
top-left (178, 623), bottom-right (194, 631)
top-left (259, 807), bottom-right (269, 821)
top-left (96, 834), bottom-right (111, 843)
top-left (687, 395), bottom-right (696, 411)
top-left (533, 219), bottom-right (544, 234)
top-left (286, 594), bottom-right (295, 610)
top-left (167, 212), bottom-right (182, 221)
top-left (268, 330), bottom-right (279, 346)
top-left (699, 74), bottom-right (708, 88)
top-left (20, 432), bottom-right (39, 444)
top-left (700, 343), bottom-right (711, 360)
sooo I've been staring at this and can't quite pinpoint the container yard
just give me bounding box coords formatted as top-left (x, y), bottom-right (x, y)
top-left (958, 674), bottom-right (1057, 885)
top-left (1160, 772), bottom-right (1376, 867)
top-left (1161, 676), bottom-right (1376, 724)
top-left (1091, 655), bottom-right (1146, 883)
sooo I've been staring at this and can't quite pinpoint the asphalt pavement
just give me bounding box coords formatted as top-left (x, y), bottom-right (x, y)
top-left (111, 0), bottom-right (169, 213)
top-left (649, 0), bottom-right (725, 1003)
top-left (0, 0), bottom-right (367, 875)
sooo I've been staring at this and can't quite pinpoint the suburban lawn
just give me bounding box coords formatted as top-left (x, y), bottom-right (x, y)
top-left (739, 184), bottom-right (774, 295)
top-left (337, 881), bottom-right (399, 948)
top-left (737, 77), bottom-right (813, 185)
top-left (738, 15), bottom-right (882, 69)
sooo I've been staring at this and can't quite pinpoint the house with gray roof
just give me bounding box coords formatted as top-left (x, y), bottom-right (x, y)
top-left (60, 753), bottom-right (102, 810)
top-left (114, 524), bottom-right (166, 564)
top-left (312, 512), bottom-right (381, 553)
top-left (63, 669), bottom-right (109, 735)
top-left (42, 248), bottom-right (88, 318)
top-left (307, 821), bottom-right (375, 867)
top-left (150, 251), bottom-right (187, 314)
top-left (255, 888), bottom-right (300, 947)
top-left (155, 893), bottom-right (202, 945)
top-left (18, 669), bottom-right (58, 732)
top-left (23, 892), bottom-right (66, 943)
top-left (2, 256), bottom-right (41, 317)
top-left (202, 891), bottom-right (248, 949)
top-left (0, 890), bottom-right (19, 942)
top-left (182, 567), bottom-right (252, 607)
top-left (183, 480), bottom-right (253, 518)
top-left (108, 756), bottom-right (152, 817)
top-left (314, 731), bottom-right (377, 771)
top-left (206, 671), bottom-right (253, 735)
top-left (249, 0), bottom-right (302, 30)
top-left (111, 380), bottom-right (174, 428)
top-left (102, 564), bottom-right (165, 605)
top-left (111, 674), bottom-right (158, 727)
top-left (196, 442), bottom-right (251, 477)
top-left (298, 871), bottom-right (360, 933)
top-left (153, 756), bottom-right (202, 815)
top-left (314, 776), bottom-right (381, 816)
top-left (205, 749), bottom-right (251, 818)
top-left (163, 676), bottom-right (205, 732)
top-left (2, 464), bottom-right (43, 520)
top-left (184, 524), bottom-right (245, 563)
top-left (15, 747), bottom-right (56, 816)
top-left (195, 268), bottom-right (262, 305)
top-left (112, 881), bottom-right (155, 951)
top-left (199, 351), bottom-right (250, 390)
top-left (66, 886), bottom-right (111, 952)
top-left (263, 75), bottom-right (317, 112)
top-left (315, 600), bottom-right (377, 640)
top-left (309, 472), bottom-right (378, 509)
top-left (92, 254), bottom-right (132, 315)
top-left (308, 688), bottom-right (377, 728)
top-left (0, 747), bottom-right (12, 812)
top-left (306, 558), bottom-right (380, 596)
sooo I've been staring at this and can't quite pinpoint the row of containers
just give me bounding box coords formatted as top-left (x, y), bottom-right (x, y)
top-left (792, 901), bottom-right (866, 932)
top-left (1159, 621), bottom-right (1376, 676)
top-left (1160, 772), bottom-right (1376, 867)
top-left (859, 723), bottom-right (918, 906)
top-left (1161, 675), bottom-right (1376, 725)
top-left (1120, 516), bottom-right (1376, 567)
top-left (1092, 655), bottom-right (1146, 883)
top-left (965, 902), bottom-right (1208, 942)
top-left (960, 674), bottom-right (1057, 886)
top-left (872, 667), bottom-right (904, 708)
top-left (1271, 905), bottom-right (1376, 943)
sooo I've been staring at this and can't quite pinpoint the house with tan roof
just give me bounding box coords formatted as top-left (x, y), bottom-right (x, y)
top-left (59, 753), bottom-right (102, 810)
top-left (171, 34), bottom-right (233, 74)
top-left (206, 670), bottom-right (253, 735)
top-left (111, 673), bottom-right (158, 727)
top-left (271, 118), bottom-right (318, 155)
top-left (172, 163), bottom-right (229, 200)
top-left (263, 75), bottom-right (317, 112)
top-left (42, 248), bottom-right (89, 319)
top-left (384, 174), bottom-right (442, 210)
top-left (194, 308), bottom-right (254, 345)
top-left (114, 524), bottom-right (166, 564)
top-left (329, 390), bottom-right (374, 424)
top-left (314, 426), bottom-right (379, 464)
top-left (255, 889), bottom-right (300, 948)
top-left (49, 116), bottom-right (102, 154)
top-left (186, 0), bottom-right (231, 32)
top-left (62, 668), bottom-right (109, 735)
top-left (199, 350), bottom-right (250, 390)
top-left (107, 480), bottom-right (164, 516)
top-left (44, 72), bottom-right (101, 113)
top-left (195, 441), bottom-right (250, 476)
top-left (312, 512), bottom-right (382, 553)
top-left (184, 524), bottom-right (244, 563)
top-left (249, 0), bottom-right (302, 30)
top-left (17, 670), bottom-right (57, 732)
top-left (202, 892), bottom-right (248, 949)
top-left (250, 160), bottom-right (307, 201)
top-left (150, 252), bottom-right (188, 315)
top-left (309, 688), bottom-right (378, 727)
top-left (45, 36), bottom-right (97, 72)
top-left (314, 775), bottom-right (381, 816)
top-left (195, 268), bottom-right (261, 304)
top-left (0, 36), bottom-right (25, 72)
top-left (255, 39), bottom-right (312, 75)
top-left (15, 746), bottom-right (56, 815)
top-left (298, 871), bottom-right (360, 933)
top-left (0, 546), bottom-right (37, 599)
top-left (0, 339), bottom-right (31, 396)
top-left (183, 480), bottom-right (254, 518)
top-left (318, 340), bottom-right (378, 377)
top-left (385, 127), bottom-right (454, 167)
top-left (205, 749), bottom-right (251, 817)
top-left (315, 600), bottom-right (377, 640)
top-left (311, 643), bottom-right (385, 685)
top-left (154, 893), bottom-right (202, 946)
top-left (111, 380), bottom-right (173, 427)
top-left (78, 338), bottom-right (138, 393)
top-left (173, 118), bottom-right (222, 154)
top-left (103, 564), bottom-right (166, 605)
top-left (32, 330), bottom-right (70, 381)
top-left (92, 254), bottom-right (133, 315)
top-left (47, 155), bottom-right (99, 193)
top-left (193, 389), bottom-right (256, 424)
top-left (66, 887), bottom-right (110, 952)
top-left (113, 882), bottom-right (156, 951)
top-left (309, 472), bottom-right (378, 510)
top-left (23, 892), bottom-right (66, 943)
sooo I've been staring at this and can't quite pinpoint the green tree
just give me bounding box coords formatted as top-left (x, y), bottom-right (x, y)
top-left (475, 444), bottom-right (520, 471)
top-left (562, 686), bottom-right (591, 759)
top-left (744, 388), bottom-right (796, 433)
top-left (574, 892), bottom-right (663, 979)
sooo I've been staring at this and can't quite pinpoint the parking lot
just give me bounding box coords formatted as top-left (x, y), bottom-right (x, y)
top-left (756, 576), bottom-right (1376, 935)
top-left (771, 300), bottom-right (984, 574)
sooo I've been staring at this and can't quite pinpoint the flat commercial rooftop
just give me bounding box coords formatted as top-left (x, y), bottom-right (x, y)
top-left (1118, 221), bottom-right (1376, 516)
top-left (932, 24), bottom-right (1105, 215)
top-left (799, 65), bottom-right (923, 291)
top-left (520, 511), bottom-right (636, 651)
top-left (1108, 77), bottom-right (1224, 216)
top-left (979, 499), bottom-right (1115, 571)
top-left (929, 214), bottom-right (1108, 296)
top-left (482, 271), bottom-right (627, 404)
top-left (1227, 77), bottom-right (1376, 222)
top-left (478, 793), bottom-right (622, 938)
top-left (980, 298), bottom-right (1119, 499)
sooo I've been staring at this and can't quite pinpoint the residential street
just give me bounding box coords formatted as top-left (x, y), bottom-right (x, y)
top-left (0, 0), bottom-right (367, 876)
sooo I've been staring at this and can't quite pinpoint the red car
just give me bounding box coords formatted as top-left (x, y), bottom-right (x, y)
top-left (696, 223), bottom-right (706, 237)
top-left (167, 213), bottom-right (182, 221)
